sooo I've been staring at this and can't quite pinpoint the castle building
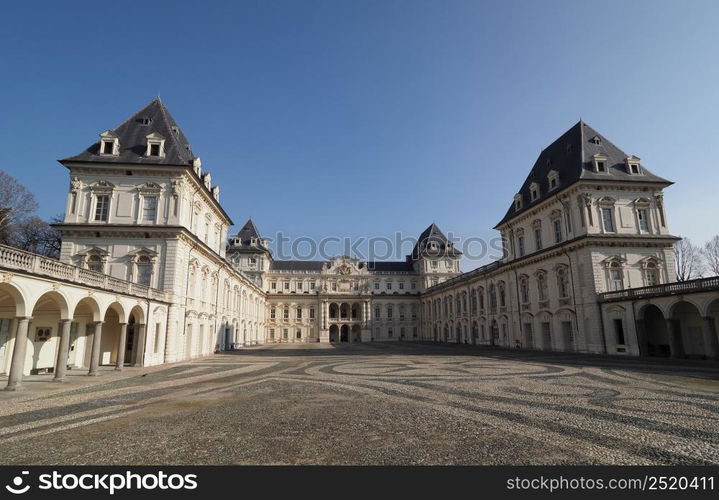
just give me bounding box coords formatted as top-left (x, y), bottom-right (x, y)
top-left (1, 99), bottom-right (717, 390)
top-left (227, 221), bottom-right (461, 343)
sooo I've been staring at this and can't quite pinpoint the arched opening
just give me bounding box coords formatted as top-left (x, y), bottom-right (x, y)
top-left (329, 303), bottom-right (338, 319)
top-left (27, 291), bottom-right (69, 375)
top-left (339, 303), bottom-right (350, 319)
top-left (433, 325), bottom-right (438, 342)
top-left (670, 301), bottom-right (705, 359)
top-left (443, 324), bottom-right (448, 343)
top-left (490, 320), bottom-right (498, 346)
top-left (471, 321), bottom-right (478, 345)
top-left (340, 324), bottom-right (349, 342)
top-left (640, 304), bottom-right (670, 357)
top-left (70, 297), bottom-right (101, 371)
top-left (351, 324), bottom-right (362, 342)
top-left (329, 324), bottom-right (339, 343)
top-left (351, 303), bottom-right (361, 320)
top-left (455, 324), bottom-right (462, 344)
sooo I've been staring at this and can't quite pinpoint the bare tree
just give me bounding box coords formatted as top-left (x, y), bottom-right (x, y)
top-left (702, 235), bottom-right (719, 277)
top-left (674, 237), bottom-right (704, 281)
top-left (0, 171), bottom-right (38, 244)
top-left (9, 216), bottom-right (61, 259)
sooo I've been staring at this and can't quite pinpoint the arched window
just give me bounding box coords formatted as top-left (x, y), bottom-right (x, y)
top-left (498, 282), bottom-right (506, 307)
top-left (470, 289), bottom-right (477, 314)
top-left (136, 256), bottom-right (152, 286)
top-left (557, 267), bottom-right (569, 298)
top-left (489, 284), bottom-right (497, 312)
top-left (87, 254), bottom-right (104, 273)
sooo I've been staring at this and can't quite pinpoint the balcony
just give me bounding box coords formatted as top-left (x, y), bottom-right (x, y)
top-left (599, 276), bottom-right (719, 302)
top-left (0, 243), bottom-right (167, 301)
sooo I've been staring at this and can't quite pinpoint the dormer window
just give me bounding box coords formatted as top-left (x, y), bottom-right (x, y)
top-left (98, 131), bottom-right (119, 156)
top-left (625, 156), bottom-right (642, 175)
top-left (592, 153), bottom-right (608, 173)
top-left (145, 132), bottom-right (166, 158)
top-left (590, 135), bottom-right (602, 145)
top-left (529, 182), bottom-right (539, 201)
top-left (547, 170), bottom-right (559, 191)
top-left (514, 193), bottom-right (522, 211)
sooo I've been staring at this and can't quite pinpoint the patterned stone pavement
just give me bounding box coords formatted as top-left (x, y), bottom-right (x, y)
top-left (1, 342), bottom-right (718, 465)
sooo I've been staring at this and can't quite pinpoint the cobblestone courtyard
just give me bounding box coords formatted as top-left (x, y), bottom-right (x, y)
top-left (1, 342), bottom-right (718, 465)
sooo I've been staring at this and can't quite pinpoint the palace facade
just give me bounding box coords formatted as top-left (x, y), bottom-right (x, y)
top-left (1, 98), bottom-right (717, 390)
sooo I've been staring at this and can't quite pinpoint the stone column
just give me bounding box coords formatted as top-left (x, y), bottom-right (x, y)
top-left (115, 323), bottom-right (128, 370)
top-left (133, 324), bottom-right (147, 367)
top-left (702, 316), bottom-right (719, 360)
top-left (5, 317), bottom-right (31, 391)
top-left (88, 321), bottom-right (104, 376)
top-left (53, 319), bottom-right (73, 382)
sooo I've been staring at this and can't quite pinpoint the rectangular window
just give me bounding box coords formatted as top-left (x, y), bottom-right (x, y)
top-left (553, 219), bottom-right (562, 243)
top-left (283, 308), bottom-right (289, 319)
top-left (638, 209), bottom-right (649, 231)
top-left (331, 282), bottom-right (337, 291)
top-left (388, 327), bottom-right (393, 338)
top-left (102, 141), bottom-right (114, 154)
top-left (517, 236), bottom-right (525, 257)
top-left (374, 282), bottom-right (379, 290)
top-left (534, 228), bottom-right (543, 250)
top-left (387, 307), bottom-right (393, 319)
top-left (271, 282), bottom-right (277, 290)
top-left (602, 208), bottom-right (615, 232)
top-left (411, 282), bottom-right (416, 290)
top-left (386, 282), bottom-right (392, 290)
top-left (270, 308), bottom-right (276, 319)
top-left (297, 282), bottom-right (303, 290)
top-left (269, 329), bottom-right (275, 340)
top-left (296, 308), bottom-right (302, 319)
top-left (310, 282), bottom-right (316, 290)
top-left (284, 282), bottom-right (290, 290)
top-left (150, 143), bottom-right (161, 156)
top-left (309, 308), bottom-right (315, 319)
top-left (613, 318), bottom-right (625, 345)
top-left (400, 327), bottom-right (405, 338)
top-left (296, 330), bottom-right (302, 339)
top-left (283, 328), bottom-right (288, 339)
top-left (596, 161), bottom-right (606, 172)
top-left (399, 282), bottom-right (404, 290)
top-left (94, 195), bottom-right (109, 221)
top-left (143, 196), bottom-right (157, 223)
top-left (374, 306), bottom-right (380, 318)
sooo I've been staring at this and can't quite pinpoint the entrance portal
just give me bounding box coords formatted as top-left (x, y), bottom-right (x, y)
top-left (340, 324), bottom-right (349, 342)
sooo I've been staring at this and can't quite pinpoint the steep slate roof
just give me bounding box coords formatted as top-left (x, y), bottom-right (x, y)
top-left (270, 260), bottom-right (326, 271)
top-left (411, 223), bottom-right (462, 259)
top-left (62, 98), bottom-right (196, 166)
top-left (233, 218), bottom-right (262, 245)
top-left (367, 260), bottom-right (415, 272)
top-left (494, 121), bottom-right (672, 228)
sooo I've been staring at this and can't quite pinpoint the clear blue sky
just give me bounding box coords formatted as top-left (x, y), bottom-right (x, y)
top-left (1, 0), bottom-right (717, 269)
